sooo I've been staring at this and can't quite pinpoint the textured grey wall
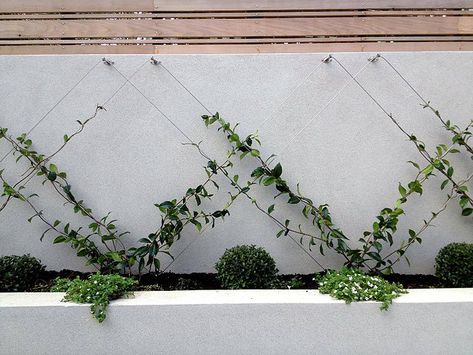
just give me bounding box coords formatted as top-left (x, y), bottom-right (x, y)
top-left (0, 53), bottom-right (472, 274)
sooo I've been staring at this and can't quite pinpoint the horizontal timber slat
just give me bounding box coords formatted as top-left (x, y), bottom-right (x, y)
top-left (0, 10), bottom-right (472, 21)
top-left (1, 17), bottom-right (472, 39)
top-left (2, 36), bottom-right (473, 46)
top-left (1, 0), bottom-right (472, 13)
top-left (2, 42), bottom-right (473, 55)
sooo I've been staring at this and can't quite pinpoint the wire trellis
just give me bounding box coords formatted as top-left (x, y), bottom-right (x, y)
top-left (2, 53), bottom-right (467, 273)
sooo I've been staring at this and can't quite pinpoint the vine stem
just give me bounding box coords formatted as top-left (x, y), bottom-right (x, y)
top-left (192, 136), bottom-right (331, 271)
top-left (377, 55), bottom-right (473, 157)
top-left (0, 105), bottom-right (104, 212)
top-left (331, 56), bottom-right (473, 207)
top-left (359, 140), bottom-right (463, 261)
top-left (0, 174), bottom-right (102, 271)
top-left (382, 171), bottom-right (473, 270)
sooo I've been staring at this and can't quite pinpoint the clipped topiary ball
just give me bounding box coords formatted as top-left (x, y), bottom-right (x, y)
top-left (435, 242), bottom-right (473, 287)
top-left (215, 244), bottom-right (278, 289)
top-left (0, 254), bottom-right (45, 292)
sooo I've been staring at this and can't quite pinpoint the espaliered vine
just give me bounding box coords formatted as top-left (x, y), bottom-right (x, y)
top-left (0, 111), bottom-right (245, 275)
top-left (202, 112), bottom-right (472, 273)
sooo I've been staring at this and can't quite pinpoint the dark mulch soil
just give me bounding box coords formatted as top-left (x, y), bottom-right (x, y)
top-left (23, 269), bottom-right (442, 292)
top-left (383, 273), bottom-right (441, 289)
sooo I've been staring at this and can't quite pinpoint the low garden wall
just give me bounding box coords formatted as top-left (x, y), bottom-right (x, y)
top-left (1, 289), bottom-right (472, 355)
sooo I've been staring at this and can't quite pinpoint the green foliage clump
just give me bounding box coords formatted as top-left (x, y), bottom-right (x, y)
top-left (0, 254), bottom-right (45, 292)
top-left (215, 245), bottom-right (278, 289)
top-left (435, 242), bottom-right (473, 287)
top-left (318, 268), bottom-right (407, 310)
top-left (51, 273), bottom-right (136, 322)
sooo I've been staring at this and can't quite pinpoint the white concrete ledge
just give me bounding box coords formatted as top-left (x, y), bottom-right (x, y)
top-left (1, 289), bottom-right (472, 355)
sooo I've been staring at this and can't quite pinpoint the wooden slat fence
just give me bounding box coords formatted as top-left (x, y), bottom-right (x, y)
top-left (1, 0), bottom-right (473, 54)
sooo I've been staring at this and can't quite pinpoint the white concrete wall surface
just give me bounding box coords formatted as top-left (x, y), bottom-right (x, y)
top-left (0, 52), bottom-right (472, 274)
top-left (1, 289), bottom-right (472, 355)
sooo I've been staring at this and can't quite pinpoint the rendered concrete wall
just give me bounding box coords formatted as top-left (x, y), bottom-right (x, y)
top-left (0, 52), bottom-right (472, 274)
top-left (1, 289), bottom-right (472, 355)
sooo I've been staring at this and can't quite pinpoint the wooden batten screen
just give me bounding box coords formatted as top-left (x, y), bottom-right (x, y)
top-left (1, 0), bottom-right (473, 54)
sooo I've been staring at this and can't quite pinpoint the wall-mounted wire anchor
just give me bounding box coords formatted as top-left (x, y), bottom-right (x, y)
top-left (321, 54), bottom-right (333, 63)
top-left (150, 57), bottom-right (161, 65)
top-left (368, 54), bottom-right (381, 62)
top-left (102, 57), bottom-right (114, 65)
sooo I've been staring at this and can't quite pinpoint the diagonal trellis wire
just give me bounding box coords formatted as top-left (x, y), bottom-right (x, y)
top-left (0, 59), bottom-right (103, 164)
top-left (256, 60), bottom-right (324, 130)
top-left (1, 59), bottom-right (150, 192)
top-left (128, 59), bottom-right (328, 270)
top-left (376, 54), bottom-right (432, 107)
top-left (330, 55), bottom-right (411, 137)
top-left (280, 59), bottom-right (371, 153)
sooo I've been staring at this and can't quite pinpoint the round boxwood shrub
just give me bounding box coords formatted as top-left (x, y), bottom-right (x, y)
top-left (0, 254), bottom-right (45, 292)
top-left (215, 245), bottom-right (278, 289)
top-left (435, 242), bottom-right (473, 287)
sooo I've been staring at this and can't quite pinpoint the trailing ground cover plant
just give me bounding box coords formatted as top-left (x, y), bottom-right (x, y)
top-left (317, 268), bottom-right (406, 310)
top-left (51, 273), bottom-right (136, 322)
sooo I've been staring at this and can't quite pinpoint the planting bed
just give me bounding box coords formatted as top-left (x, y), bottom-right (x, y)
top-left (25, 270), bottom-right (441, 292)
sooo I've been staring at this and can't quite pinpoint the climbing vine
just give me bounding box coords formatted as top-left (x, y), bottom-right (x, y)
top-left (1, 55), bottom-right (472, 276)
top-left (0, 111), bottom-right (243, 275)
top-left (202, 111), bottom-right (472, 273)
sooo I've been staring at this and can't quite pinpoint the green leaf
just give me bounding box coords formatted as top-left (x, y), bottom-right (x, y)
top-left (262, 176), bottom-right (276, 186)
top-left (422, 164), bottom-right (434, 176)
top-left (398, 183), bottom-right (407, 197)
top-left (157, 201), bottom-right (174, 212)
top-left (191, 219), bottom-right (202, 231)
top-left (101, 235), bottom-right (116, 241)
top-left (272, 163), bottom-right (283, 178)
top-left (447, 166), bottom-right (454, 177)
top-left (250, 149), bottom-right (260, 157)
top-left (462, 208), bottom-right (473, 216)
top-left (268, 204), bottom-right (275, 214)
top-left (49, 164), bottom-right (58, 173)
top-left (440, 179), bottom-right (449, 190)
top-left (153, 258), bottom-right (161, 270)
top-left (53, 235), bottom-right (67, 244)
top-left (287, 195), bottom-right (301, 204)
top-left (302, 205), bottom-right (311, 218)
top-left (407, 160), bottom-right (420, 169)
top-left (109, 252), bottom-right (123, 262)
